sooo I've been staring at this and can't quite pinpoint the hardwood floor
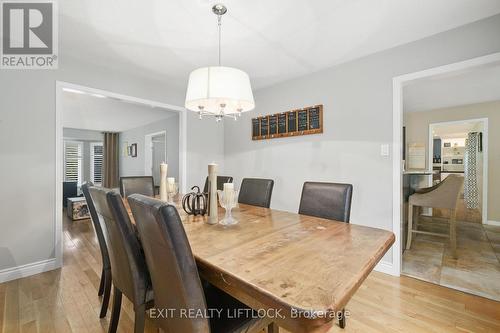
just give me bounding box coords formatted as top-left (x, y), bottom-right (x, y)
top-left (1, 215), bottom-right (500, 333)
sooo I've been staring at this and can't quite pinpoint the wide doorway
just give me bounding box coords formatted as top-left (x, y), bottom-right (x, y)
top-left (398, 58), bottom-right (500, 301)
top-left (55, 81), bottom-right (186, 268)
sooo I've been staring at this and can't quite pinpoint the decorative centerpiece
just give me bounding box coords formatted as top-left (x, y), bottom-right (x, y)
top-left (159, 163), bottom-right (168, 201)
top-left (207, 163), bottom-right (218, 224)
top-left (182, 186), bottom-right (207, 216)
top-left (217, 183), bottom-right (238, 226)
top-left (166, 177), bottom-right (178, 204)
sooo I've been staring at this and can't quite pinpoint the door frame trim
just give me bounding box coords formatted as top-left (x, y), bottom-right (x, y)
top-left (392, 52), bottom-right (500, 276)
top-left (55, 80), bottom-right (187, 269)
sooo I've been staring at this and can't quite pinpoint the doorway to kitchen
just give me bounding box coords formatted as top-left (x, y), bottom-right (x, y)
top-left (428, 119), bottom-right (488, 225)
top-left (397, 58), bottom-right (500, 300)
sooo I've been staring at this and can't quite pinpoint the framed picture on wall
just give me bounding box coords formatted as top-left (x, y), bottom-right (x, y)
top-left (130, 143), bottom-right (137, 157)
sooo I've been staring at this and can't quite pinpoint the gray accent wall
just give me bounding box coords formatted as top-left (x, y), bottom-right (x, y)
top-left (0, 55), bottom-right (224, 274)
top-left (2, 13), bottom-right (500, 278)
top-left (223, 15), bottom-right (500, 265)
top-left (119, 114), bottom-right (180, 183)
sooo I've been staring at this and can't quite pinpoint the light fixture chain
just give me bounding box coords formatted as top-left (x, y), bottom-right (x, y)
top-left (217, 14), bottom-right (222, 66)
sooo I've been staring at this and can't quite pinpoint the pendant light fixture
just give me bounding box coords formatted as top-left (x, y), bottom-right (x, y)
top-left (185, 4), bottom-right (255, 121)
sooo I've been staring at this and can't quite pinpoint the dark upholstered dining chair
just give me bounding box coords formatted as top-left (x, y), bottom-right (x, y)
top-left (127, 194), bottom-right (272, 333)
top-left (298, 182), bottom-right (353, 223)
top-left (89, 186), bottom-right (153, 333)
top-left (119, 176), bottom-right (154, 198)
top-left (298, 181), bottom-right (353, 328)
top-left (203, 175), bottom-right (233, 193)
top-left (238, 178), bottom-right (274, 208)
top-left (81, 181), bottom-right (111, 318)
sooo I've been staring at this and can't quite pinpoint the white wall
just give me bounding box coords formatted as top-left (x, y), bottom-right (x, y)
top-left (0, 55), bottom-right (224, 276)
top-left (185, 116), bottom-right (226, 189)
top-left (119, 115), bottom-right (180, 182)
top-left (223, 15), bottom-right (500, 266)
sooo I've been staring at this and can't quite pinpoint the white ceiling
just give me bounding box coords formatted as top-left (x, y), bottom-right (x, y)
top-left (62, 91), bottom-right (178, 132)
top-left (60, 0), bottom-right (500, 90)
top-left (404, 63), bottom-right (500, 112)
top-left (432, 121), bottom-right (482, 139)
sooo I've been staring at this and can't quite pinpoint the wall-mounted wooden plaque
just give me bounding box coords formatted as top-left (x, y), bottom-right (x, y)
top-left (297, 109), bottom-right (308, 132)
top-left (309, 106), bottom-right (320, 129)
top-left (269, 114), bottom-right (278, 137)
top-left (252, 118), bottom-right (260, 139)
top-left (260, 116), bottom-right (269, 138)
top-left (278, 113), bottom-right (287, 134)
top-left (252, 105), bottom-right (323, 140)
top-left (287, 111), bottom-right (297, 133)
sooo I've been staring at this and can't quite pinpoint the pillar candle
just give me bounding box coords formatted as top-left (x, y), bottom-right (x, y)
top-left (159, 163), bottom-right (168, 201)
top-left (208, 163), bottom-right (218, 224)
top-left (223, 183), bottom-right (234, 206)
top-left (167, 177), bottom-right (175, 192)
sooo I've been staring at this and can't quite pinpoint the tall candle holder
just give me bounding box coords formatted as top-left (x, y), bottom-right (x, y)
top-left (207, 163), bottom-right (218, 224)
top-left (167, 182), bottom-right (178, 205)
top-left (159, 163), bottom-right (168, 201)
top-left (217, 189), bottom-right (239, 226)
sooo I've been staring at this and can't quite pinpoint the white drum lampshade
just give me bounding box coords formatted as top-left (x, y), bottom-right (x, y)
top-left (185, 66), bottom-right (255, 116)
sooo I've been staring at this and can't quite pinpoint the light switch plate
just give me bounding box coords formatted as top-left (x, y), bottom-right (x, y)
top-left (381, 144), bottom-right (390, 156)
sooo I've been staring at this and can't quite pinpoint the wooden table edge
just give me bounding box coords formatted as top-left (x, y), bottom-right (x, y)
top-left (125, 196), bottom-right (396, 332)
top-left (196, 229), bottom-right (396, 333)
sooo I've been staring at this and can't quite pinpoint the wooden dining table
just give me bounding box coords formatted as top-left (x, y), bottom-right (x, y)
top-left (124, 195), bottom-right (395, 333)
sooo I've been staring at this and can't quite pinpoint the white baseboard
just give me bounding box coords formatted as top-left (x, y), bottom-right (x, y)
top-left (486, 220), bottom-right (500, 226)
top-left (374, 261), bottom-right (398, 276)
top-left (0, 258), bottom-right (59, 283)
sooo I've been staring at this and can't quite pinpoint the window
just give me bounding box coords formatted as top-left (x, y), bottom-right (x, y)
top-left (64, 141), bottom-right (83, 186)
top-left (90, 142), bottom-right (104, 185)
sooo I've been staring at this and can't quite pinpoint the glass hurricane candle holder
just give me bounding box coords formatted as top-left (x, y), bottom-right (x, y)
top-left (217, 189), bottom-right (239, 226)
top-left (167, 183), bottom-right (179, 205)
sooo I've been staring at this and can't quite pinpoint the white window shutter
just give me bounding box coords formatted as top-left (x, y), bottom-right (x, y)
top-left (91, 143), bottom-right (103, 185)
top-left (64, 141), bottom-right (83, 186)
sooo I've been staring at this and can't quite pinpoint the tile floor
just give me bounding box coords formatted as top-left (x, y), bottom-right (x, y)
top-left (402, 216), bottom-right (500, 301)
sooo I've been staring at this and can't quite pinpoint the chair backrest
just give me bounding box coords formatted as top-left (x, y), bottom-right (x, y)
top-left (128, 194), bottom-right (209, 333)
top-left (203, 176), bottom-right (233, 193)
top-left (410, 174), bottom-right (464, 209)
top-left (63, 181), bottom-right (77, 207)
top-left (89, 186), bottom-right (150, 305)
top-left (120, 176), bottom-right (154, 198)
top-left (81, 182), bottom-right (111, 270)
top-left (238, 178), bottom-right (274, 208)
top-left (299, 182), bottom-right (353, 222)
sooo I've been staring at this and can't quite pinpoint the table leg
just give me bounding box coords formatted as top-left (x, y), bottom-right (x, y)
top-left (268, 323), bottom-right (279, 333)
top-left (339, 308), bottom-right (346, 329)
